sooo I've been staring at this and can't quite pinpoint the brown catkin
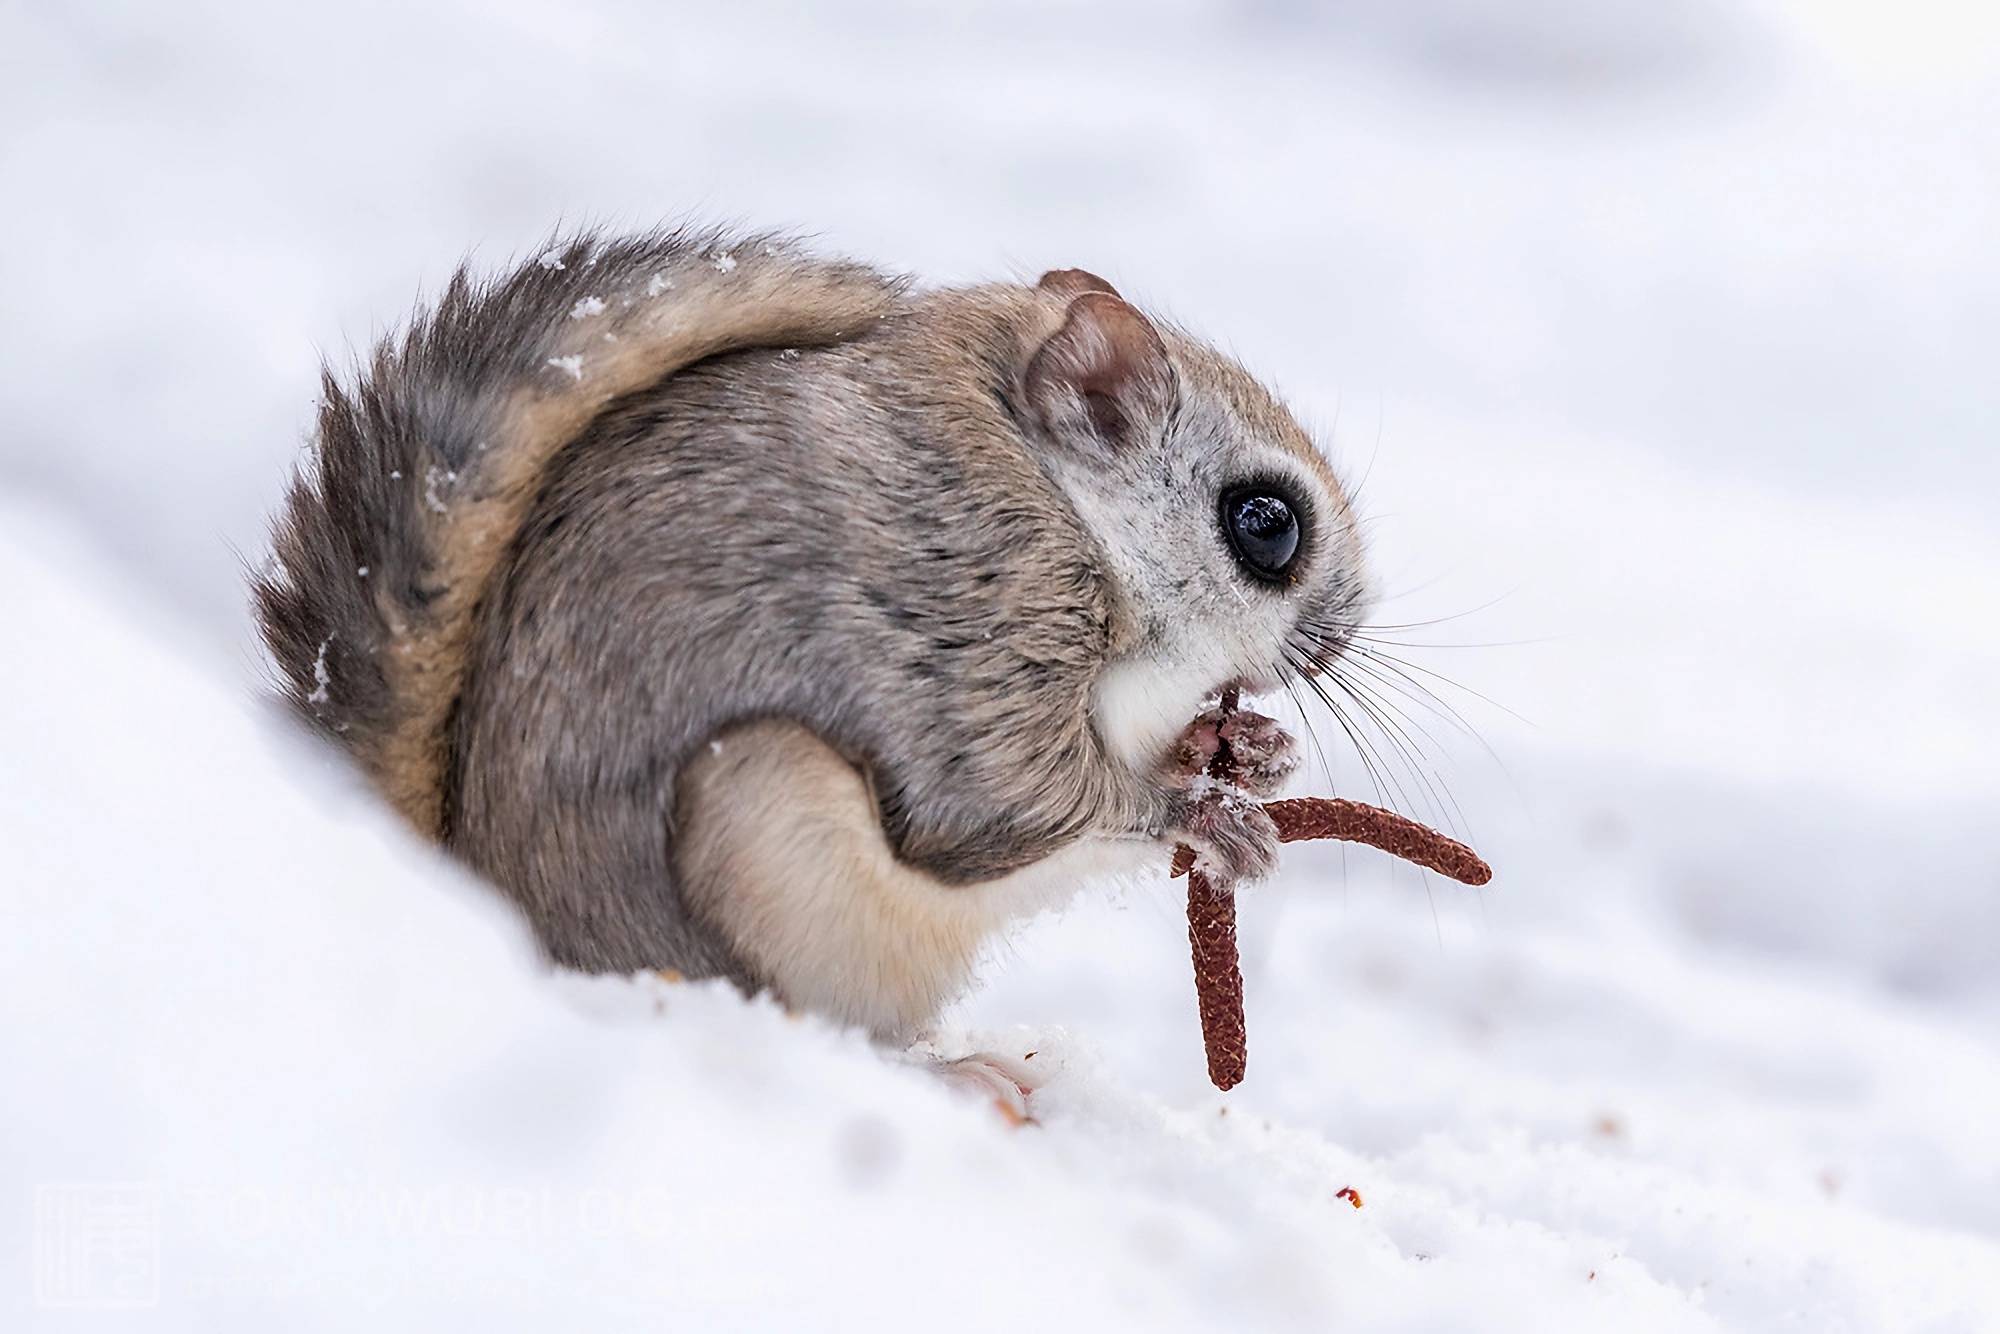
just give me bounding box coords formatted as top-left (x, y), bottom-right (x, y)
top-left (1186, 869), bottom-right (1247, 1089)
top-left (1176, 687), bottom-right (1250, 1090)
top-left (1264, 798), bottom-right (1491, 886)
top-left (1172, 690), bottom-right (1493, 1090)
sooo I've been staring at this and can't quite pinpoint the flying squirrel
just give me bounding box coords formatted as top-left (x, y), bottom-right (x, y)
top-left (255, 227), bottom-right (1370, 1060)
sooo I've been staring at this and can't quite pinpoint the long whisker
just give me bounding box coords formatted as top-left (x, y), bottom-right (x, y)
top-left (1293, 613), bottom-right (1549, 655)
top-left (1320, 660), bottom-right (1464, 836)
top-left (1291, 605), bottom-right (1549, 654)
top-left (1293, 626), bottom-right (1519, 794)
top-left (1332, 665), bottom-right (1473, 838)
top-left (1330, 651), bottom-right (1468, 774)
top-left (1281, 638), bottom-right (1479, 946)
top-left (1279, 666), bottom-right (1337, 795)
top-left (1288, 643), bottom-right (1450, 941)
top-left (1282, 648), bottom-right (1391, 810)
top-left (1341, 647), bottom-right (1514, 762)
top-left (1347, 642), bottom-right (1537, 732)
top-left (1298, 649), bottom-right (1426, 824)
top-left (1278, 658), bottom-right (1357, 901)
top-left (1339, 648), bottom-right (1488, 743)
top-left (1293, 617), bottom-right (1533, 725)
top-left (1349, 633), bottom-right (1555, 651)
top-left (1346, 589), bottom-right (1520, 630)
top-left (1282, 648), bottom-right (1382, 802)
top-left (1289, 621), bottom-right (1509, 827)
top-left (1332, 665), bottom-right (1470, 945)
top-left (1335, 390), bottom-right (1382, 514)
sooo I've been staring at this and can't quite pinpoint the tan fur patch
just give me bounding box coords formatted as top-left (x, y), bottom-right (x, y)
top-left (674, 719), bottom-right (1151, 1037)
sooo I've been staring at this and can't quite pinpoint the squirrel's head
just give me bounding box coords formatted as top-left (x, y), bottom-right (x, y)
top-left (1019, 270), bottom-right (1371, 775)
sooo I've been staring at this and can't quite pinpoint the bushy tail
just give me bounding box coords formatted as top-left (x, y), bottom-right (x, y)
top-left (254, 227), bottom-right (905, 836)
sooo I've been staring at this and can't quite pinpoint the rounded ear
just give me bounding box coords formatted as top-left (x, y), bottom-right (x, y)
top-left (1037, 268), bottom-right (1121, 300)
top-left (1023, 292), bottom-right (1173, 451)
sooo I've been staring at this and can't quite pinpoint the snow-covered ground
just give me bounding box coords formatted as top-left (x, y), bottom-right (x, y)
top-left (3, 1), bottom-right (1996, 1329)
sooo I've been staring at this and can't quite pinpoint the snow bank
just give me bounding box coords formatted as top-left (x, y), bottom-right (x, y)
top-left (4, 505), bottom-right (1996, 1331)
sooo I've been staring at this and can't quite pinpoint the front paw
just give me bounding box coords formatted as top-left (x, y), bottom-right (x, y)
top-left (1168, 705), bottom-right (1299, 798)
top-left (1163, 782), bottom-right (1281, 885)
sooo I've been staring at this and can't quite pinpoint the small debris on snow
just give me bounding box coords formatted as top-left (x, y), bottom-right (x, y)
top-left (547, 354), bottom-right (585, 382)
top-left (569, 295), bottom-right (607, 320)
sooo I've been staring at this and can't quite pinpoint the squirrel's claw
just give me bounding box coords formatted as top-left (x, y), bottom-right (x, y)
top-left (1168, 705), bottom-right (1299, 799)
top-left (1217, 709), bottom-right (1299, 797)
top-left (1163, 783), bottom-right (1282, 885)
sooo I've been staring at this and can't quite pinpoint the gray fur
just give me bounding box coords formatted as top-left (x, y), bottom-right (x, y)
top-left (255, 227), bottom-right (1368, 994)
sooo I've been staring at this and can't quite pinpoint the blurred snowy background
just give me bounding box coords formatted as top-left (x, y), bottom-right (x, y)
top-left (3, 1), bottom-right (1996, 1329)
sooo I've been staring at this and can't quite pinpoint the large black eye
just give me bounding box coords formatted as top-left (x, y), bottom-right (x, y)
top-left (1221, 489), bottom-right (1302, 581)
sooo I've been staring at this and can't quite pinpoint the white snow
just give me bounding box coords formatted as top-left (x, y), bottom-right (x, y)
top-left (545, 354), bottom-right (584, 382)
top-left (303, 636), bottom-right (332, 706)
top-left (3, 0), bottom-right (1997, 1329)
top-left (421, 465), bottom-right (453, 514)
top-left (569, 295), bottom-right (606, 320)
top-left (6, 494), bottom-right (1998, 1329)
